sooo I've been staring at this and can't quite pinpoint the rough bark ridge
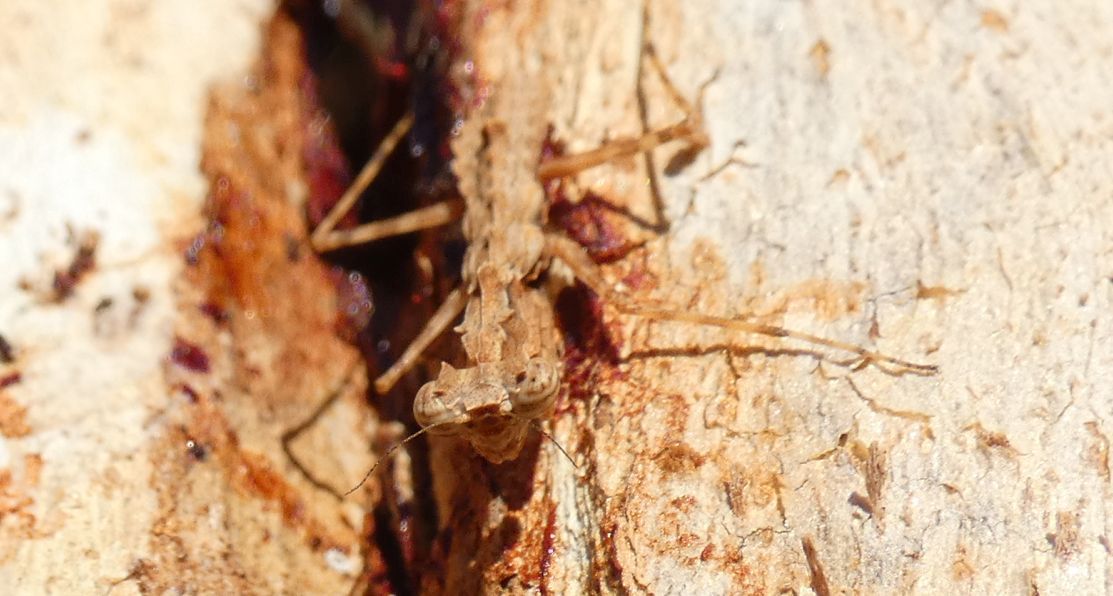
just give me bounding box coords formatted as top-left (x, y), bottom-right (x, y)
top-left (430, 0), bottom-right (1112, 592)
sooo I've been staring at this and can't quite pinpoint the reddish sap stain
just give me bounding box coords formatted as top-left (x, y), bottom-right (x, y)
top-left (170, 337), bottom-right (211, 373)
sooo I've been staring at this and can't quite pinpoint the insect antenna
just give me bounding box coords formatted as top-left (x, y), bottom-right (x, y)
top-left (344, 423), bottom-right (440, 496)
top-left (531, 421), bottom-right (578, 469)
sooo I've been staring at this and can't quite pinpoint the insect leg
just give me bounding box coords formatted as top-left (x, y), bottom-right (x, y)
top-left (310, 112), bottom-right (464, 253)
top-left (537, 39), bottom-right (715, 181)
top-left (641, 42), bottom-right (709, 128)
top-left (544, 233), bottom-right (937, 375)
top-left (313, 199), bottom-right (464, 252)
top-left (311, 112), bottom-right (412, 248)
top-left (536, 119), bottom-right (704, 182)
top-left (537, 41), bottom-right (717, 235)
top-left (373, 286), bottom-right (468, 394)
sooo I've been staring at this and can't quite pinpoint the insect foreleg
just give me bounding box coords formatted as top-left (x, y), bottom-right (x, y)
top-left (544, 233), bottom-right (937, 376)
top-left (310, 112), bottom-right (464, 253)
top-left (373, 287), bottom-right (468, 394)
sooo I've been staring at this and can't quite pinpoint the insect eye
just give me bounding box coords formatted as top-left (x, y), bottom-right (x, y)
top-left (414, 381), bottom-right (453, 428)
top-left (510, 357), bottom-right (559, 418)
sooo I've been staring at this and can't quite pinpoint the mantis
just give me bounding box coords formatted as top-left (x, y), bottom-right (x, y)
top-left (307, 41), bottom-right (937, 493)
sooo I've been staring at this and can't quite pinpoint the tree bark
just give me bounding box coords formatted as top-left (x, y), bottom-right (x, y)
top-left (433, 0), bottom-right (1113, 593)
top-left (0, 4), bottom-right (377, 594)
top-left (2, 0), bottom-right (1110, 594)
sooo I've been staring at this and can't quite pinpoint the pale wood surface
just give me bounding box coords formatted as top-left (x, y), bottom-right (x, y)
top-left (0, 3), bottom-right (374, 594)
top-left (438, 0), bottom-right (1112, 593)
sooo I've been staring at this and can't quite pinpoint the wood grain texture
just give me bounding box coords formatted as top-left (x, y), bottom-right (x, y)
top-left (432, 0), bottom-right (1112, 592)
top-left (0, 5), bottom-right (376, 594)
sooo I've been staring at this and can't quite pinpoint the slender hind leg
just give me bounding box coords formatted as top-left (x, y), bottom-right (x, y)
top-left (310, 112), bottom-right (464, 253)
top-left (373, 287), bottom-right (468, 394)
top-left (545, 233), bottom-right (937, 375)
top-left (538, 42), bottom-right (718, 252)
top-left (314, 200), bottom-right (465, 252)
top-left (537, 42), bottom-right (713, 182)
top-left (536, 118), bottom-right (705, 182)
